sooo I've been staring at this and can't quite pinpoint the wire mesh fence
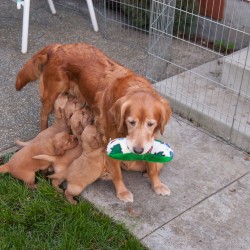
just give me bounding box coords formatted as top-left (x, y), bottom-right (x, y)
top-left (148, 0), bottom-right (250, 152)
top-left (93, 0), bottom-right (250, 152)
top-left (93, 0), bottom-right (150, 49)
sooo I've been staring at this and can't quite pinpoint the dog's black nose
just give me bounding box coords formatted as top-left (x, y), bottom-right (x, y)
top-left (133, 147), bottom-right (144, 154)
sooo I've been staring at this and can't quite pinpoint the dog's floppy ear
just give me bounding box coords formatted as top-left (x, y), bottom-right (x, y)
top-left (89, 134), bottom-right (102, 149)
top-left (55, 107), bottom-right (63, 120)
top-left (52, 137), bottom-right (65, 155)
top-left (159, 98), bottom-right (172, 135)
top-left (109, 96), bottom-right (131, 132)
top-left (83, 110), bottom-right (94, 125)
top-left (54, 145), bottom-right (65, 155)
top-left (74, 121), bottom-right (84, 136)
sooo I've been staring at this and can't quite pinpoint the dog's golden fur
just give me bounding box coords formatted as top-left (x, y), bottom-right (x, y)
top-left (16, 43), bottom-right (172, 202)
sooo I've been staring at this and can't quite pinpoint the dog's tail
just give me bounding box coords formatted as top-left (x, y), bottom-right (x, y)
top-left (32, 154), bottom-right (57, 163)
top-left (0, 163), bottom-right (10, 173)
top-left (15, 139), bottom-right (33, 147)
top-left (16, 43), bottom-right (61, 91)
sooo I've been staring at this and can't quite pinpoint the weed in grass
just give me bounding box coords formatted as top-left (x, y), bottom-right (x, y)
top-left (0, 155), bottom-right (148, 249)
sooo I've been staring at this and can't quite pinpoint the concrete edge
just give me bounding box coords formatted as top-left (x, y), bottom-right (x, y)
top-left (157, 91), bottom-right (250, 153)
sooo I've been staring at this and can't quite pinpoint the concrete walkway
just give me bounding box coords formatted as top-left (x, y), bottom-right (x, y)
top-left (0, 1), bottom-right (249, 249)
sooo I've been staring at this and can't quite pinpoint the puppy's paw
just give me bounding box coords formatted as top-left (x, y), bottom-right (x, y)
top-left (117, 190), bottom-right (134, 203)
top-left (27, 183), bottom-right (37, 189)
top-left (66, 195), bottom-right (78, 205)
top-left (153, 183), bottom-right (171, 196)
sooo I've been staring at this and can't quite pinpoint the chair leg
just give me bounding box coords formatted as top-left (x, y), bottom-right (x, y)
top-left (47, 0), bottom-right (56, 14)
top-left (21, 0), bottom-right (30, 54)
top-left (86, 0), bottom-right (99, 32)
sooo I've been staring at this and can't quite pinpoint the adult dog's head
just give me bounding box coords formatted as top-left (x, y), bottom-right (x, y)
top-left (110, 92), bottom-right (172, 154)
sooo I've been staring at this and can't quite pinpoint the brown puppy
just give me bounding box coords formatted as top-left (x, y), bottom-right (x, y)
top-left (16, 43), bottom-right (172, 202)
top-left (69, 107), bottom-right (94, 139)
top-left (64, 99), bottom-right (81, 128)
top-left (32, 144), bottom-right (83, 191)
top-left (47, 125), bottom-right (104, 204)
top-left (0, 132), bottom-right (78, 188)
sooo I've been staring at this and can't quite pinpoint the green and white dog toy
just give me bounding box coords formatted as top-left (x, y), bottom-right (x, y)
top-left (106, 138), bottom-right (174, 163)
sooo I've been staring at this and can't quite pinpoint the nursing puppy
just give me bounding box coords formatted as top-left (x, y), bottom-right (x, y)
top-left (69, 107), bottom-right (94, 139)
top-left (31, 106), bottom-right (93, 190)
top-left (32, 143), bottom-right (83, 191)
top-left (47, 125), bottom-right (104, 204)
top-left (0, 132), bottom-right (78, 188)
top-left (16, 42), bottom-right (172, 202)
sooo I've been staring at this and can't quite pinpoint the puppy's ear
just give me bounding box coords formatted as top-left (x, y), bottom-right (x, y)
top-left (88, 114), bottom-right (95, 125)
top-left (159, 99), bottom-right (172, 135)
top-left (109, 97), bottom-right (131, 132)
top-left (52, 139), bottom-right (65, 155)
top-left (56, 107), bottom-right (63, 119)
top-left (54, 146), bottom-right (65, 155)
top-left (89, 134), bottom-right (102, 149)
top-left (90, 137), bottom-right (99, 149)
top-left (75, 121), bottom-right (84, 136)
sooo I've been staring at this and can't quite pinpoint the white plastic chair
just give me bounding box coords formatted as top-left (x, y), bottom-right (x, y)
top-left (16, 0), bottom-right (99, 54)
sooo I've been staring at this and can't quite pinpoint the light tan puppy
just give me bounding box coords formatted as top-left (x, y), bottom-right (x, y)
top-left (0, 132), bottom-right (78, 188)
top-left (64, 99), bottom-right (80, 127)
top-left (69, 107), bottom-right (94, 139)
top-left (47, 125), bottom-right (104, 204)
top-left (33, 144), bottom-right (83, 191)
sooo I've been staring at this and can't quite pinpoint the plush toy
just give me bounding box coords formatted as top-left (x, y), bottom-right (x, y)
top-left (106, 138), bottom-right (173, 163)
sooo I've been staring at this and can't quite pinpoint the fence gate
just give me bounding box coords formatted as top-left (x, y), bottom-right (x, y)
top-left (147, 0), bottom-right (250, 152)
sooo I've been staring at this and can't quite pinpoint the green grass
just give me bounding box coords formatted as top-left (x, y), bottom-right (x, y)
top-left (0, 154), bottom-right (148, 250)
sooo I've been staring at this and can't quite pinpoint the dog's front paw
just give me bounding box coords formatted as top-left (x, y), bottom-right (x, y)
top-left (117, 190), bottom-right (134, 203)
top-left (153, 183), bottom-right (171, 196)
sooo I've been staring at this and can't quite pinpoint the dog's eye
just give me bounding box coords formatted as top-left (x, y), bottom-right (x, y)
top-left (147, 121), bottom-right (155, 127)
top-left (128, 120), bottom-right (136, 126)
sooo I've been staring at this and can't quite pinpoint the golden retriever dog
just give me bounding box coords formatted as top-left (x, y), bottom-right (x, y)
top-left (45, 125), bottom-right (104, 204)
top-left (0, 132), bottom-right (78, 188)
top-left (16, 43), bottom-right (172, 202)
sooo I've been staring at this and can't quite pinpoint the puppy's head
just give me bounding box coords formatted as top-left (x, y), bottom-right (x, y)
top-left (110, 92), bottom-right (171, 154)
top-left (52, 132), bottom-right (78, 155)
top-left (68, 82), bottom-right (86, 104)
top-left (64, 99), bottom-right (79, 127)
top-left (81, 125), bottom-right (103, 151)
top-left (70, 108), bottom-right (94, 137)
top-left (54, 92), bottom-right (69, 119)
